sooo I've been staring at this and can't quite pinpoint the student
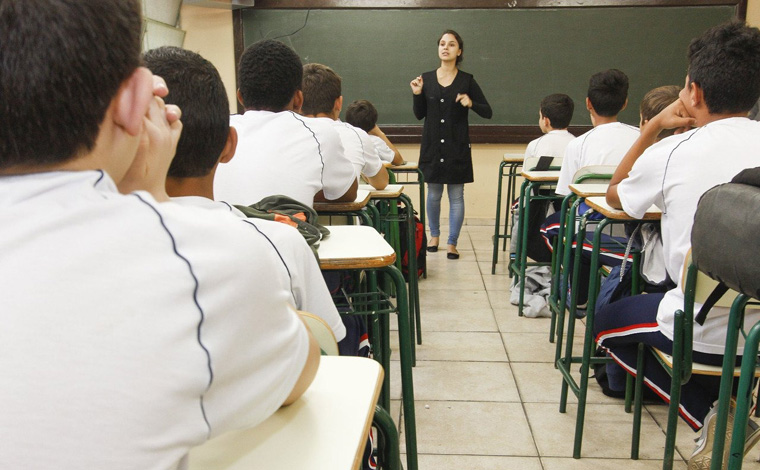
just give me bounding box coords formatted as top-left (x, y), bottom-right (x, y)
top-left (555, 69), bottom-right (640, 196)
top-left (525, 93), bottom-right (575, 159)
top-left (346, 99), bottom-right (405, 166)
top-left (596, 21), bottom-right (760, 468)
top-left (143, 46), bottom-right (347, 344)
top-left (301, 63), bottom-right (389, 190)
top-left (0, 1), bottom-right (319, 468)
top-left (213, 40), bottom-right (358, 208)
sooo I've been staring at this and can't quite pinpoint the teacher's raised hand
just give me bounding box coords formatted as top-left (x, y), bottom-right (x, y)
top-left (455, 93), bottom-right (472, 108)
top-left (410, 75), bottom-right (424, 95)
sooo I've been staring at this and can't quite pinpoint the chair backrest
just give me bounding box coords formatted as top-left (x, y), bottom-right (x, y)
top-left (681, 250), bottom-right (738, 309)
top-left (524, 156), bottom-right (562, 172)
top-left (572, 165), bottom-right (616, 185)
top-left (299, 311), bottom-right (339, 356)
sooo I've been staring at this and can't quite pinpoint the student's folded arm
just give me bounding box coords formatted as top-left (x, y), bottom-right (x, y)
top-left (282, 322), bottom-right (320, 406)
top-left (371, 127), bottom-right (405, 165)
top-left (365, 168), bottom-right (389, 190)
top-left (314, 178), bottom-right (359, 203)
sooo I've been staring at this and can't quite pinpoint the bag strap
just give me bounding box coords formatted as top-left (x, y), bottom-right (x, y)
top-left (695, 282), bottom-right (729, 326)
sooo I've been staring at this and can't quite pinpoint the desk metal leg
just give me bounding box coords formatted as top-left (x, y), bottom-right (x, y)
top-left (401, 193), bottom-right (422, 347)
top-left (374, 405), bottom-right (401, 470)
top-left (492, 161), bottom-right (507, 275)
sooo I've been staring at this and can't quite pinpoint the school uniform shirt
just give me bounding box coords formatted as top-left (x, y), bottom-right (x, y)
top-left (0, 170), bottom-right (309, 470)
top-left (525, 129), bottom-right (575, 159)
top-left (214, 110), bottom-right (357, 208)
top-left (618, 117), bottom-right (760, 355)
top-left (172, 195), bottom-right (347, 341)
top-left (413, 70), bottom-right (492, 184)
top-left (556, 122), bottom-right (640, 195)
top-left (328, 119), bottom-right (385, 180)
top-left (368, 134), bottom-right (396, 163)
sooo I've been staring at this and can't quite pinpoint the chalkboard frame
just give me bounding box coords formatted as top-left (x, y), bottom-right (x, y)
top-left (232, 0), bottom-right (747, 143)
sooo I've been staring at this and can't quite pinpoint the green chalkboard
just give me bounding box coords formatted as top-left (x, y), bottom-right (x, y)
top-left (239, 7), bottom-right (734, 128)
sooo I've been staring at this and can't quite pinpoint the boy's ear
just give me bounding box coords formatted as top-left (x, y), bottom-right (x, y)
top-left (237, 89), bottom-right (245, 108)
top-left (689, 82), bottom-right (705, 108)
top-left (585, 97), bottom-right (593, 112)
top-left (334, 96), bottom-right (343, 115)
top-left (620, 98), bottom-right (628, 112)
top-left (113, 67), bottom-right (154, 136)
top-left (291, 90), bottom-right (304, 113)
top-left (219, 127), bottom-right (238, 164)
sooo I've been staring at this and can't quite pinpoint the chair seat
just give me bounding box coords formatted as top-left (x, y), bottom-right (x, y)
top-left (651, 347), bottom-right (760, 377)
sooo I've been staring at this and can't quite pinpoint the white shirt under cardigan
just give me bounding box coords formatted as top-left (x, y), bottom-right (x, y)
top-left (618, 117), bottom-right (760, 355)
top-left (556, 122), bottom-right (640, 195)
top-left (524, 129), bottom-right (575, 160)
top-left (214, 110), bottom-right (357, 208)
top-left (172, 195), bottom-right (347, 341)
top-left (0, 171), bottom-right (308, 470)
top-left (329, 119), bottom-right (385, 180)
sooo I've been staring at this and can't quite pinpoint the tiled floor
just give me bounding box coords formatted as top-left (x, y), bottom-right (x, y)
top-left (386, 222), bottom-right (760, 470)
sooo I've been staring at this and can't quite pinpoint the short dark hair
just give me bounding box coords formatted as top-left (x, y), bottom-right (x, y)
top-left (143, 47), bottom-right (230, 178)
top-left (345, 100), bottom-right (378, 132)
top-left (587, 69), bottom-right (629, 117)
top-left (439, 29), bottom-right (464, 66)
top-left (687, 21), bottom-right (760, 114)
top-left (238, 39), bottom-right (303, 112)
top-left (640, 85), bottom-right (681, 139)
top-left (301, 63), bottom-right (342, 116)
top-left (0, 0), bottom-right (142, 169)
top-left (540, 94), bottom-right (574, 129)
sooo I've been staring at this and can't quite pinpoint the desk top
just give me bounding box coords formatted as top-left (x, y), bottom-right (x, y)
top-left (503, 153), bottom-right (525, 163)
top-left (318, 225), bottom-right (397, 270)
top-left (313, 190), bottom-right (371, 212)
top-left (358, 184), bottom-right (404, 199)
top-left (569, 183), bottom-right (609, 198)
top-left (188, 356), bottom-right (383, 470)
top-left (385, 161), bottom-right (418, 170)
top-left (521, 170), bottom-right (561, 181)
top-left (584, 196), bottom-right (662, 220)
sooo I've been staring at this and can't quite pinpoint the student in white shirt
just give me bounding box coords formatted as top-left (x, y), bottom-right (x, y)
top-left (213, 40), bottom-right (358, 208)
top-left (301, 63), bottom-right (389, 190)
top-left (345, 99), bottom-right (406, 166)
top-left (555, 69), bottom-right (640, 196)
top-left (595, 21), bottom-right (760, 469)
top-left (0, 2), bottom-right (319, 469)
top-left (525, 93), bottom-right (575, 159)
top-left (143, 46), bottom-right (347, 343)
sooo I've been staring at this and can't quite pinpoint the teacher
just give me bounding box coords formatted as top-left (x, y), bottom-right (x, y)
top-left (411, 29), bottom-right (492, 260)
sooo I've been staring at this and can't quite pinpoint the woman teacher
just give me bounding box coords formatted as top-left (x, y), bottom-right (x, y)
top-left (411, 29), bottom-right (492, 259)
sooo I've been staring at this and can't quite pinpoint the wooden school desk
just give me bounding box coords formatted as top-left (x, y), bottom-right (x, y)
top-left (187, 356), bottom-right (382, 470)
top-left (385, 161), bottom-right (426, 238)
top-left (313, 189), bottom-right (375, 227)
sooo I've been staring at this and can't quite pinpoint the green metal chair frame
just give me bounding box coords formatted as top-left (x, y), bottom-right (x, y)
top-left (492, 154), bottom-right (524, 274)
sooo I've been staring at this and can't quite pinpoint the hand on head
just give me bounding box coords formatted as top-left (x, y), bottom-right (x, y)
top-left (455, 93), bottom-right (472, 108)
top-left (117, 75), bottom-right (183, 201)
top-left (648, 98), bottom-right (696, 135)
top-left (410, 75), bottom-right (424, 95)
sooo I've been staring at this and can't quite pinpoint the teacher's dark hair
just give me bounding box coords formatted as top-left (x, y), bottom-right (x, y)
top-left (439, 29), bottom-right (464, 66)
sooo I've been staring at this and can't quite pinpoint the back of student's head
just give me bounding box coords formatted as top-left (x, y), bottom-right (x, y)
top-left (687, 21), bottom-right (760, 114)
top-left (587, 69), bottom-right (629, 117)
top-left (238, 39), bottom-right (302, 112)
top-left (301, 63), bottom-right (342, 116)
top-left (540, 94), bottom-right (574, 129)
top-left (345, 100), bottom-right (379, 132)
top-left (143, 47), bottom-right (230, 179)
top-left (0, 0), bottom-right (141, 170)
top-left (639, 85), bottom-right (681, 139)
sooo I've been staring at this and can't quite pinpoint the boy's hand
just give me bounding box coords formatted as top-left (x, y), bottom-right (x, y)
top-left (455, 93), bottom-right (472, 108)
top-left (410, 75), bottom-right (423, 95)
top-left (117, 75), bottom-right (182, 201)
top-left (649, 98), bottom-right (696, 135)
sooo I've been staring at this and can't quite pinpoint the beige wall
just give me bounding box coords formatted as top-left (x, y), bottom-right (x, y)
top-left (178, 2), bottom-right (760, 221)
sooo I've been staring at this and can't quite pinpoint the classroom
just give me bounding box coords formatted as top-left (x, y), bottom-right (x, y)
top-left (3, 0), bottom-right (760, 469)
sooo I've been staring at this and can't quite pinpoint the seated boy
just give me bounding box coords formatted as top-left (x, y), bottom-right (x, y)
top-left (213, 40), bottom-right (357, 208)
top-left (301, 63), bottom-right (388, 190)
top-left (596, 21), bottom-right (760, 468)
top-left (555, 69), bottom-right (640, 196)
top-left (525, 93), bottom-right (575, 159)
top-left (346, 99), bottom-right (405, 166)
top-left (143, 46), bottom-right (347, 345)
top-left (0, 1), bottom-right (318, 468)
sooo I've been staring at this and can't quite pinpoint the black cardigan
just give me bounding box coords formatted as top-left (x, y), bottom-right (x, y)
top-left (412, 70), bottom-right (492, 184)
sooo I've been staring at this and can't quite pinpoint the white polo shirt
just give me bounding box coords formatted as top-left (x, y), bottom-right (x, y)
top-left (525, 129), bottom-right (575, 160)
top-left (172, 195), bottom-right (346, 341)
top-left (214, 110), bottom-right (357, 208)
top-left (368, 134), bottom-right (396, 163)
top-left (556, 122), bottom-right (640, 195)
top-left (618, 117), bottom-right (760, 354)
top-left (326, 119), bottom-right (384, 180)
top-left (0, 171), bottom-right (308, 469)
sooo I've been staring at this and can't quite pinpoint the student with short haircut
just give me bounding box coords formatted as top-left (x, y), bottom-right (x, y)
top-left (597, 21), bottom-right (760, 468)
top-left (301, 63), bottom-right (388, 190)
top-left (143, 46), bottom-right (347, 344)
top-left (0, 1), bottom-right (319, 468)
top-left (346, 99), bottom-right (405, 165)
top-left (214, 40), bottom-right (357, 208)
top-left (525, 93), bottom-right (575, 159)
top-left (555, 69), bottom-right (640, 195)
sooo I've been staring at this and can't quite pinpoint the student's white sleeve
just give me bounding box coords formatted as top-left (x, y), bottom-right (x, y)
top-left (524, 137), bottom-right (538, 159)
top-left (372, 136), bottom-right (395, 163)
top-left (617, 144), bottom-right (667, 219)
top-left (555, 139), bottom-right (579, 195)
top-left (320, 127), bottom-right (357, 200)
top-left (358, 129), bottom-right (384, 177)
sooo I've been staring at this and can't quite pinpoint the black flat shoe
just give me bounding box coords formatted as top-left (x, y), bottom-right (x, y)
top-left (426, 245), bottom-right (439, 253)
top-left (447, 252), bottom-right (459, 260)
